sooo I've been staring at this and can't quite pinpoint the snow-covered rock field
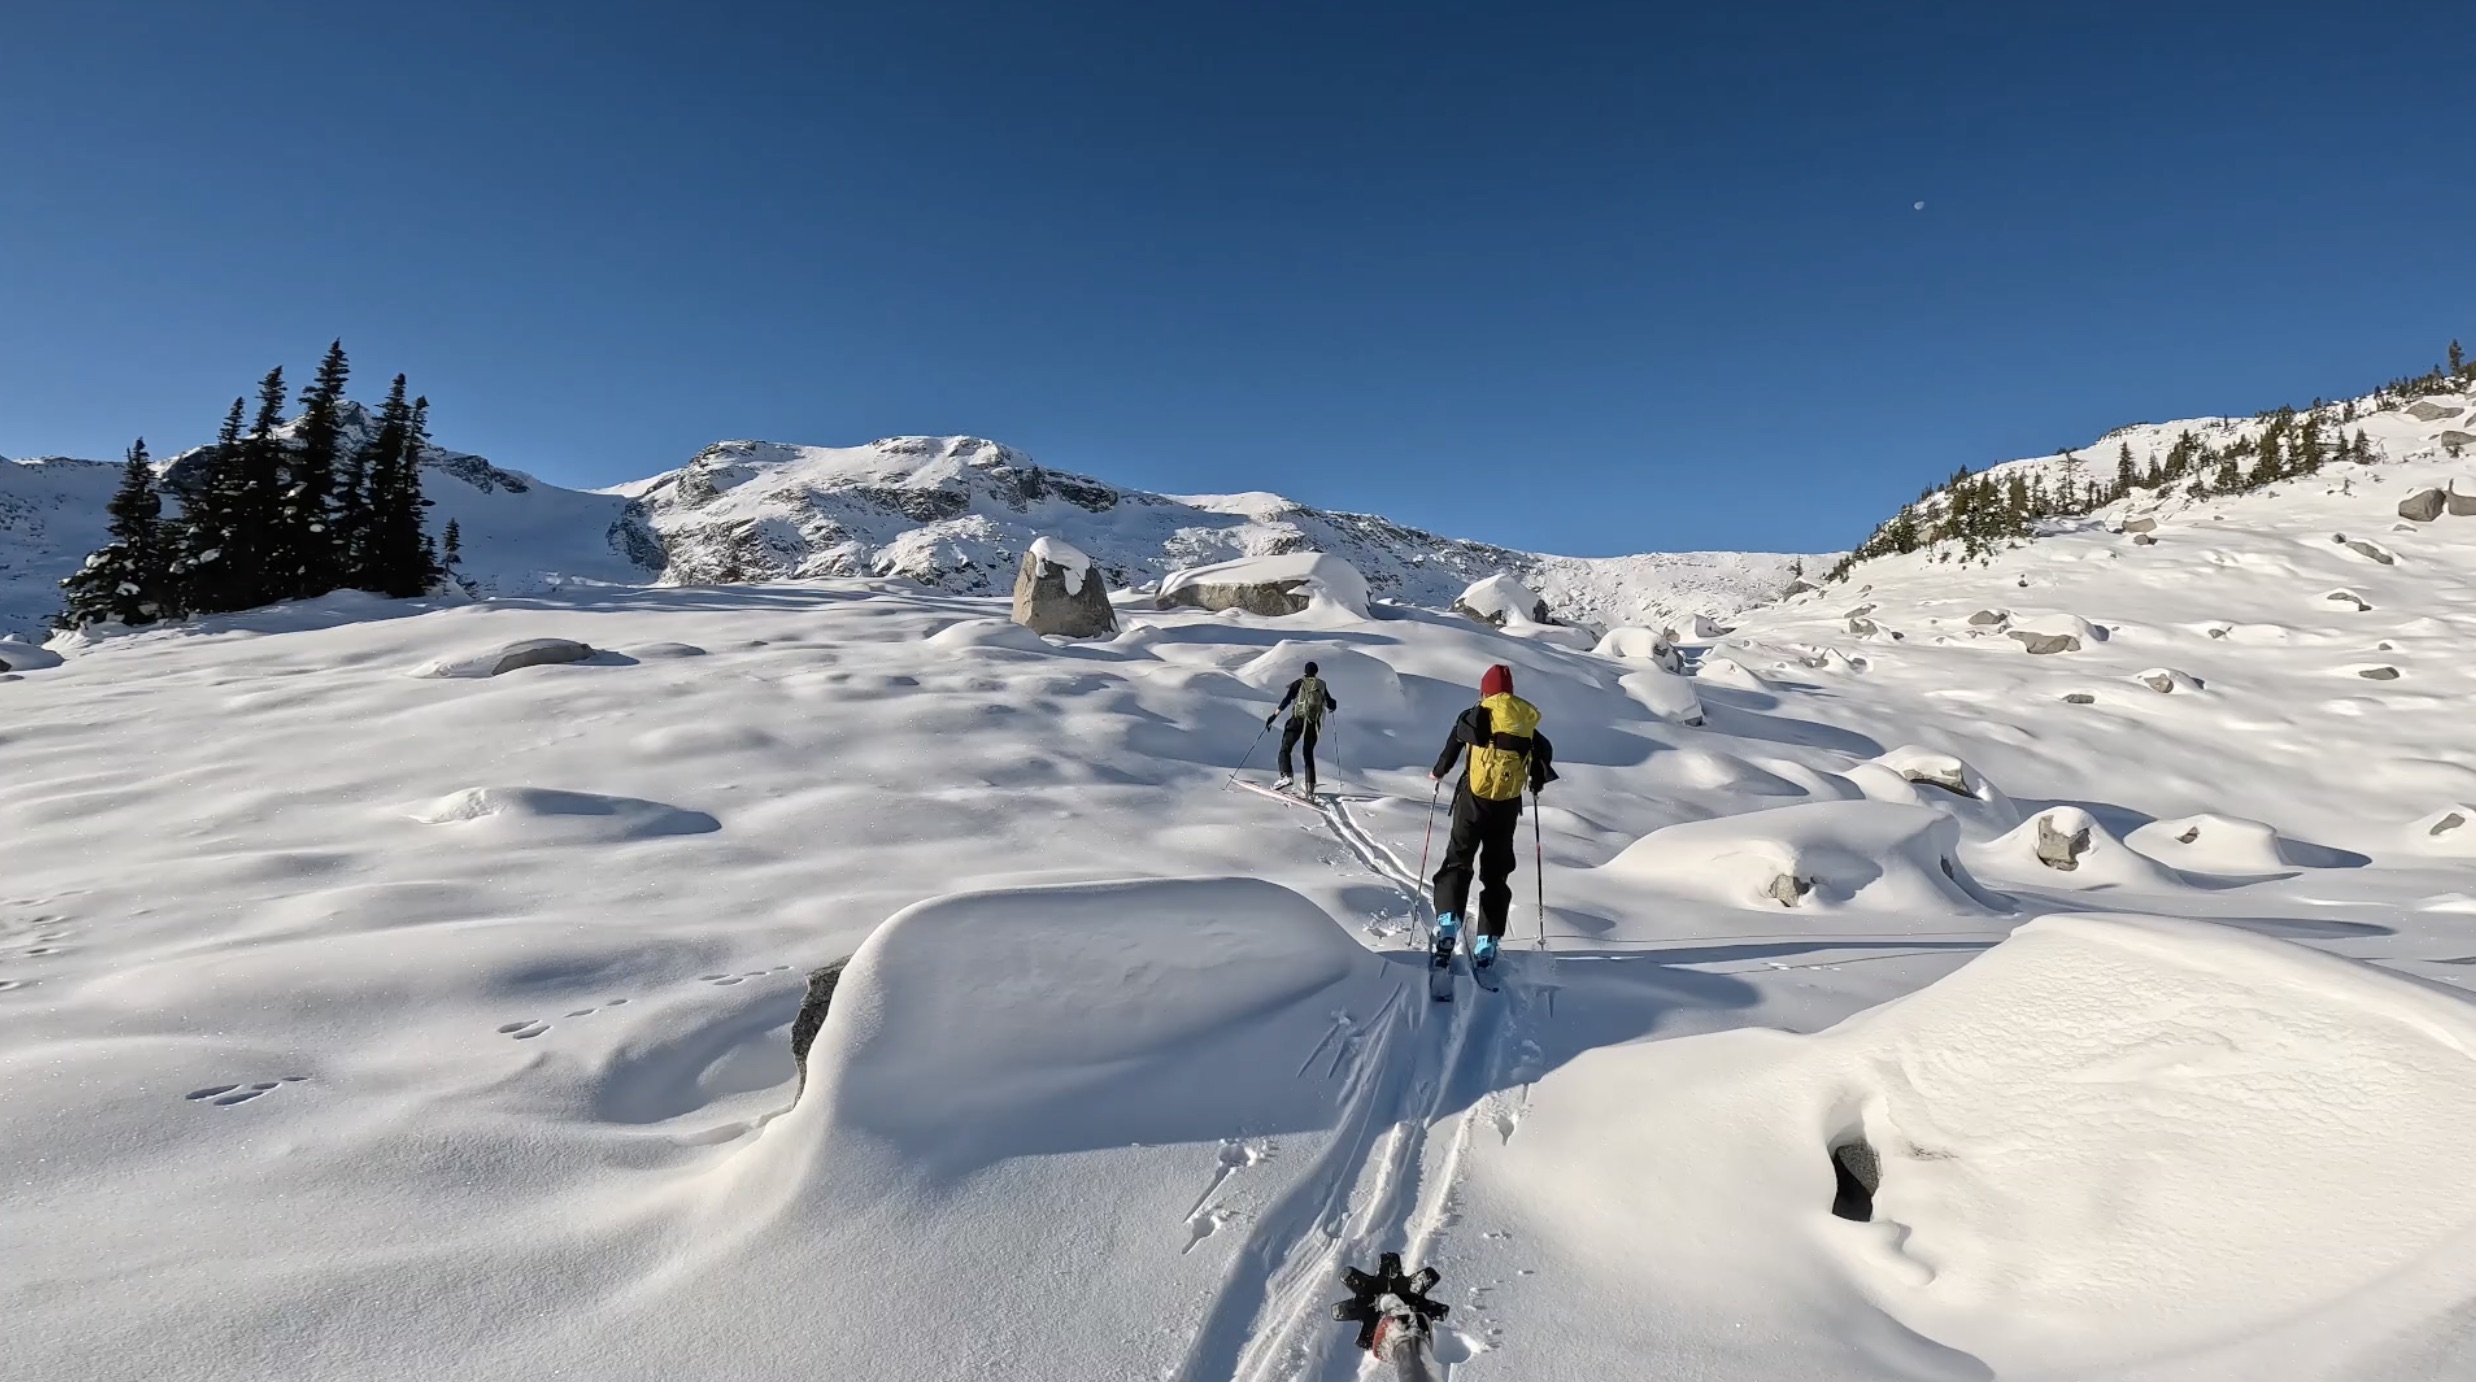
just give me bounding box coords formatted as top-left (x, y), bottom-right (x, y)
top-left (8, 394), bottom-right (2476, 1380)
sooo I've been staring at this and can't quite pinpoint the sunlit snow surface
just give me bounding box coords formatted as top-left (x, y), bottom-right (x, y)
top-left (9, 409), bottom-right (2476, 1378)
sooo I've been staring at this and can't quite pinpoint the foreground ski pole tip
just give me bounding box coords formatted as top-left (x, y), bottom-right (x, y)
top-left (1331, 1253), bottom-right (1448, 1353)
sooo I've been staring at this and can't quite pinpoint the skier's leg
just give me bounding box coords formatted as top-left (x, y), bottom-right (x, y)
top-left (1433, 791), bottom-right (1484, 930)
top-left (1475, 804), bottom-right (1519, 940)
top-left (1301, 723), bottom-right (1319, 792)
top-left (1277, 719), bottom-right (1303, 782)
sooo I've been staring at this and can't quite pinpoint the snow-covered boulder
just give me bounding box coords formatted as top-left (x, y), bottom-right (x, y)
top-left (1618, 667), bottom-right (1704, 726)
top-left (1010, 535), bottom-right (1116, 639)
top-left (1843, 747), bottom-right (2020, 842)
top-left (2450, 483), bottom-right (2476, 517)
top-left (925, 618), bottom-right (1054, 653)
top-left (1155, 552), bottom-right (1370, 619)
top-left (1693, 655), bottom-right (1769, 691)
top-left (1452, 573), bottom-right (1549, 627)
top-left (2405, 398), bottom-right (2464, 422)
top-left (2399, 488), bottom-right (2447, 522)
top-left (411, 638), bottom-right (597, 679)
top-left (1972, 807), bottom-right (2177, 889)
top-left (406, 787), bottom-right (719, 841)
top-left (1601, 801), bottom-right (2000, 914)
top-left (1524, 914), bottom-right (2476, 1379)
top-left (2134, 667), bottom-right (2204, 694)
top-left (1690, 613), bottom-right (1732, 639)
top-left (1592, 625), bottom-right (1684, 673)
top-left (2126, 814), bottom-right (2297, 875)
top-left (0, 637), bottom-right (65, 672)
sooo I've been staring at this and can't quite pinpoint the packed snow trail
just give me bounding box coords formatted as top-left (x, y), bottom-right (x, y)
top-left (1173, 789), bottom-right (1539, 1381)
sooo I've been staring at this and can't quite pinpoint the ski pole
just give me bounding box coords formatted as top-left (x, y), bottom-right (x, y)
top-left (1532, 788), bottom-right (1547, 950)
top-left (1415, 778), bottom-right (1441, 943)
top-left (1226, 718), bottom-right (1272, 789)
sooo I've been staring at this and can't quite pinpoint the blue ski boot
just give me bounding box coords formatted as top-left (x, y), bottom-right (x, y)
top-left (1431, 913), bottom-right (1460, 965)
top-left (1471, 934), bottom-right (1498, 970)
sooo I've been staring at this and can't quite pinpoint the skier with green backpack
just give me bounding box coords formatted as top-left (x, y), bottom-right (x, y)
top-left (1268, 662), bottom-right (1338, 796)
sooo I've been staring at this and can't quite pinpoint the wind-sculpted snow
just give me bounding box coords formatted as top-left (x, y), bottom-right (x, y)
top-left (11, 419), bottom-right (2476, 1379)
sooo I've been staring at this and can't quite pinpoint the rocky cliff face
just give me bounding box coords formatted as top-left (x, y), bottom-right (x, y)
top-left (618, 434), bottom-right (1813, 631)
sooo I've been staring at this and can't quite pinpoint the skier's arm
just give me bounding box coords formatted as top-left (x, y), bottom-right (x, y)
top-left (1430, 707), bottom-right (1485, 779)
top-left (1267, 678), bottom-right (1300, 728)
top-left (1529, 729), bottom-right (1559, 793)
top-left (1324, 686), bottom-right (1339, 715)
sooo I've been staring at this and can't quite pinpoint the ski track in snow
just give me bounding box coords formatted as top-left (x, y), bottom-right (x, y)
top-left (1174, 791), bottom-right (1537, 1382)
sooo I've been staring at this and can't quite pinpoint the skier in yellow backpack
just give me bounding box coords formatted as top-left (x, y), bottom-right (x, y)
top-left (1427, 663), bottom-right (1557, 971)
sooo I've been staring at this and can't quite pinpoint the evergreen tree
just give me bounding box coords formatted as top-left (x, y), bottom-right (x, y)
top-left (282, 340), bottom-right (351, 597)
top-left (58, 440), bottom-right (176, 627)
top-left (2452, 339), bottom-right (2465, 378)
top-left (442, 518), bottom-right (463, 569)
top-left (338, 375), bottom-right (409, 587)
top-left (178, 396), bottom-right (256, 612)
top-left (360, 380), bottom-right (443, 597)
top-left (2115, 442), bottom-right (2137, 497)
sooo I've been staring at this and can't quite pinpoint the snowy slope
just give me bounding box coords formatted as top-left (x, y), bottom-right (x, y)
top-left (619, 434), bottom-right (1814, 629)
top-left (10, 458), bottom-right (2476, 1379)
top-left (0, 454), bottom-right (123, 641)
top-left (14, 384), bottom-right (2476, 1380)
top-left (0, 404), bottom-right (664, 640)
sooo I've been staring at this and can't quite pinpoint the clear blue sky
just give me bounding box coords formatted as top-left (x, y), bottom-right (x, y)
top-left (3, 2), bottom-right (2468, 555)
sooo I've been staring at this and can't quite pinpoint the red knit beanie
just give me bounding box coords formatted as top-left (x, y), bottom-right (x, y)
top-left (1480, 664), bottom-right (1513, 698)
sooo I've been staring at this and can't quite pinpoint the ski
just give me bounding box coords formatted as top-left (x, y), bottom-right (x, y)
top-left (1233, 779), bottom-right (1319, 811)
top-left (1469, 953), bottom-right (1501, 994)
top-left (1428, 935), bottom-right (1456, 1003)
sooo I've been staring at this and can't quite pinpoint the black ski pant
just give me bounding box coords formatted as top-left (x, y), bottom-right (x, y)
top-left (1278, 719), bottom-right (1319, 784)
top-left (1433, 789), bottom-right (1521, 939)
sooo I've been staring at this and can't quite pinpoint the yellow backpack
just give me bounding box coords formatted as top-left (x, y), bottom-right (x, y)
top-left (1467, 692), bottom-right (1540, 801)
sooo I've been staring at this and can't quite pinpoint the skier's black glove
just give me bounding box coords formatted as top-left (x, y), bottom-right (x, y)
top-left (1265, 714), bottom-right (1277, 729)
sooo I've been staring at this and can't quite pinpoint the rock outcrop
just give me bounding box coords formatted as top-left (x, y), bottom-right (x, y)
top-left (1156, 552), bottom-right (1371, 619)
top-left (1011, 535), bottom-right (1117, 638)
top-left (2405, 399), bottom-right (2465, 422)
top-left (2450, 483), bottom-right (2476, 517)
top-left (2035, 813), bottom-right (2095, 870)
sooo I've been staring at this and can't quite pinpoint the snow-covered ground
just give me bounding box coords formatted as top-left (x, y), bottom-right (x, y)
top-left (8, 393), bottom-right (2476, 1380)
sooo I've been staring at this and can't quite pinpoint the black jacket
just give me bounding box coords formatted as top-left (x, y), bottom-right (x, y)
top-left (1432, 704), bottom-right (1558, 794)
top-left (1276, 677), bottom-right (1337, 721)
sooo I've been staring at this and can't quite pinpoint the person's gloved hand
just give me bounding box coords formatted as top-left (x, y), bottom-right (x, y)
top-left (1265, 714), bottom-right (1277, 730)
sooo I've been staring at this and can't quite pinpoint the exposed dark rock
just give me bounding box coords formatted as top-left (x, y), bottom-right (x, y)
top-left (851, 485), bottom-right (971, 523)
top-left (2399, 488), bottom-right (2447, 522)
top-left (2341, 538), bottom-right (2396, 565)
top-left (2008, 630), bottom-right (2082, 655)
top-left (2327, 590), bottom-right (2372, 611)
top-left (2132, 532), bottom-right (2158, 546)
top-left (1766, 873), bottom-right (1813, 907)
top-left (1966, 609), bottom-right (2008, 626)
top-left (1847, 616), bottom-right (1879, 637)
top-left (1830, 1140), bottom-right (1880, 1222)
top-left (2437, 430), bottom-right (2476, 449)
top-left (2358, 665), bottom-right (2401, 680)
top-left (2122, 516), bottom-right (2158, 534)
top-left (2061, 692), bottom-right (2096, 704)
top-left (2451, 484), bottom-right (2476, 517)
top-left (791, 959), bottom-right (850, 1085)
top-left (2405, 400), bottom-right (2465, 422)
top-left (2433, 812), bottom-right (2469, 838)
top-left (2036, 815), bottom-right (2093, 870)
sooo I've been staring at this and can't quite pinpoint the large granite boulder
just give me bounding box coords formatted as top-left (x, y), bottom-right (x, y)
top-left (2405, 399), bottom-right (2465, 422)
top-left (2450, 483), bottom-right (2476, 517)
top-left (1009, 535), bottom-right (1116, 638)
top-left (2399, 488), bottom-right (2447, 522)
top-left (1155, 552), bottom-right (1370, 619)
